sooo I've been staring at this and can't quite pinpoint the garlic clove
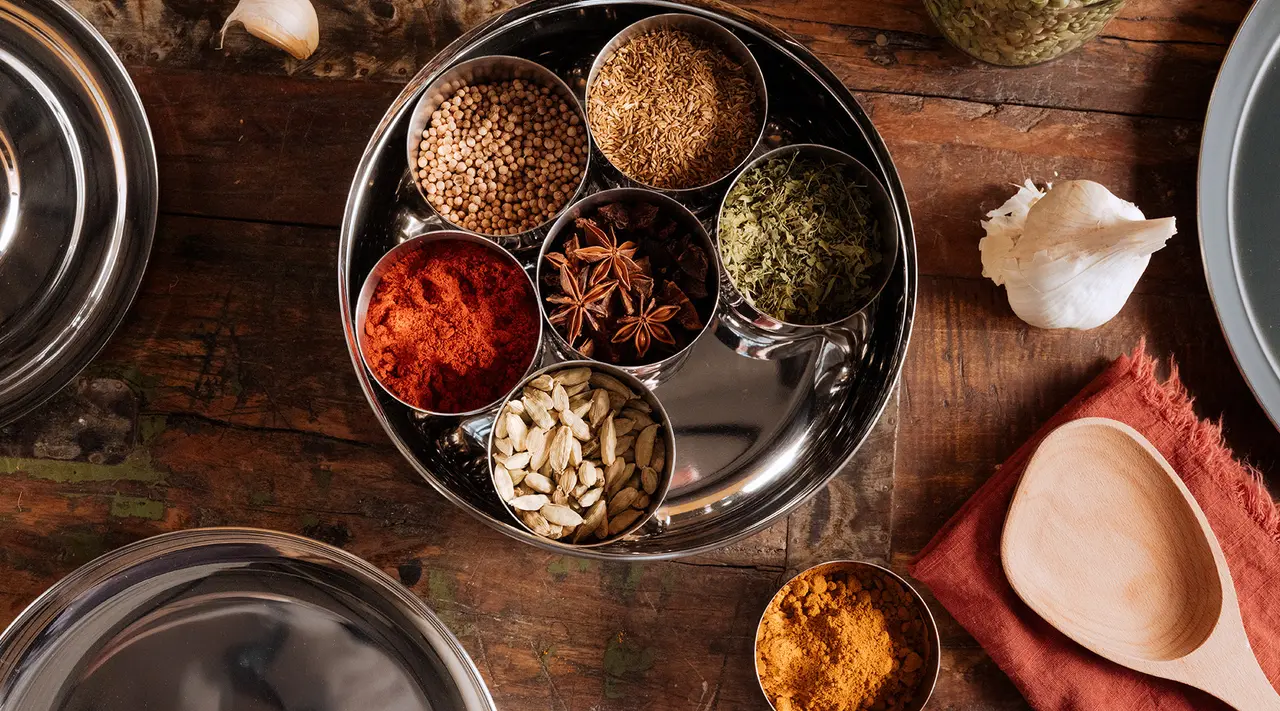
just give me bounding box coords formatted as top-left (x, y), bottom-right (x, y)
top-left (218, 0), bottom-right (319, 60)
top-left (979, 180), bottom-right (1176, 330)
top-left (981, 179), bottom-right (1046, 287)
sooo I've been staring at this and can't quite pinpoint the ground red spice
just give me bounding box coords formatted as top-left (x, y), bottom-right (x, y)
top-left (362, 239), bottom-right (539, 413)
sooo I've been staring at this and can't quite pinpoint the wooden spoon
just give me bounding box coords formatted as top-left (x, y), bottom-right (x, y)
top-left (1001, 417), bottom-right (1279, 710)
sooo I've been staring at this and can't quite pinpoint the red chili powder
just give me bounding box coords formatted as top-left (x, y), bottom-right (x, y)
top-left (362, 239), bottom-right (539, 413)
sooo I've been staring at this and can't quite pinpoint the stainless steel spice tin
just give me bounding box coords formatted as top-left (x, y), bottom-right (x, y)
top-left (585, 12), bottom-right (768, 196)
top-left (717, 143), bottom-right (901, 337)
top-left (535, 187), bottom-right (721, 386)
top-left (754, 560), bottom-right (941, 711)
top-left (405, 55), bottom-right (591, 251)
top-left (339, 0), bottom-right (917, 560)
top-left (487, 360), bottom-right (676, 547)
top-left (354, 230), bottom-right (544, 417)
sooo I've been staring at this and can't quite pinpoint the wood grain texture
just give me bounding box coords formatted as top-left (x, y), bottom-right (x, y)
top-left (68, 0), bottom-right (521, 82)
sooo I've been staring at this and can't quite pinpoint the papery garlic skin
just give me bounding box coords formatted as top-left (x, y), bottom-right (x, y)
top-left (219, 0), bottom-right (319, 60)
top-left (980, 180), bottom-right (1176, 330)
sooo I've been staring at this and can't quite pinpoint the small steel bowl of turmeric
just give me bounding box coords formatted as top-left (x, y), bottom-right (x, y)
top-left (754, 561), bottom-right (941, 711)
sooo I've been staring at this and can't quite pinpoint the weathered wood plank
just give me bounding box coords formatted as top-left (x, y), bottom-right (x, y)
top-left (744, 4), bottom-right (1227, 120)
top-left (67, 0), bottom-right (519, 82)
top-left (136, 68), bottom-right (398, 226)
top-left (929, 646), bottom-right (1029, 710)
top-left (685, 523), bottom-right (788, 569)
top-left (63, 214), bottom-right (379, 442)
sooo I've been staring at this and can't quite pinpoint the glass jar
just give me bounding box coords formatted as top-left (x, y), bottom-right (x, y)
top-left (924, 0), bottom-right (1127, 67)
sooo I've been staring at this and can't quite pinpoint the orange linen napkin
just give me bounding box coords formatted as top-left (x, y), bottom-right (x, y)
top-left (909, 343), bottom-right (1280, 710)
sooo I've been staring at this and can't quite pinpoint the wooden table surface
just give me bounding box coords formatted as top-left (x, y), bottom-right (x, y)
top-left (0, 0), bottom-right (1270, 708)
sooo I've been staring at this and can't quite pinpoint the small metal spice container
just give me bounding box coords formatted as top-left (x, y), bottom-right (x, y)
top-left (755, 561), bottom-right (941, 711)
top-left (925, 0), bottom-right (1127, 67)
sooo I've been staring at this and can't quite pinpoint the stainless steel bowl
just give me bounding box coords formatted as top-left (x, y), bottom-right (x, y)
top-left (354, 231), bottom-right (543, 417)
top-left (585, 12), bottom-right (768, 195)
top-left (718, 143), bottom-right (901, 337)
top-left (339, 0), bottom-right (917, 560)
top-left (0, 0), bottom-right (157, 426)
top-left (535, 187), bottom-right (721, 386)
top-left (754, 560), bottom-right (941, 711)
top-left (405, 55), bottom-right (591, 251)
top-left (0, 528), bottom-right (494, 711)
top-left (487, 360), bottom-right (676, 547)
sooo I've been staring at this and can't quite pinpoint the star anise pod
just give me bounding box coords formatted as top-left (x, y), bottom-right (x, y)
top-left (631, 202), bottom-right (659, 229)
top-left (609, 265), bottom-right (654, 317)
top-left (547, 263), bottom-right (615, 345)
top-left (544, 235), bottom-right (583, 276)
top-left (677, 240), bottom-right (710, 282)
top-left (612, 298), bottom-right (679, 358)
top-left (596, 203), bottom-right (630, 230)
top-left (574, 219), bottom-right (641, 290)
top-left (660, 281), bottom-right (703, 331)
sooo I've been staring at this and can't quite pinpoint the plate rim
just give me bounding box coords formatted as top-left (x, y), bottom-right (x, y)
top-left (1199, 0), bottom-right (1280, 430)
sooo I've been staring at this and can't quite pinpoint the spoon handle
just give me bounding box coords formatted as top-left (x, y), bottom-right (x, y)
top-left (1194, 645), bottom-right (1280, 711)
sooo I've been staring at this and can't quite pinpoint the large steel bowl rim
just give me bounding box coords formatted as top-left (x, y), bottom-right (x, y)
top-left (0, 527), bottom-right (496, 710)
top-left (338, 0), bottom-right (917, 560)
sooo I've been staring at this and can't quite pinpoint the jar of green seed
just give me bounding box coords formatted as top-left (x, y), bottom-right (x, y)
top-left (924, 0), bottom-right (1127, 67)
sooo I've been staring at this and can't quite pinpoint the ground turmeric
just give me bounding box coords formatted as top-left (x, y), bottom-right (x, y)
top-left (756, 565), bottom-right (929, 711)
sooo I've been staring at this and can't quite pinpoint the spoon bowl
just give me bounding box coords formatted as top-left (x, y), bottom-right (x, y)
top-left (1002, 417), bottom-right (1279, 710)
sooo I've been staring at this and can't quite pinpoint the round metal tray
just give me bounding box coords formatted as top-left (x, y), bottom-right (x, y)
top-left (0, 528), bottom-right (494, 711)
top-left (0, 0), bottom-right (157, 426)
top-left (339, 0), bottom-right (917, 559)
top-left (1200, 0), bottom-right (1280, 430)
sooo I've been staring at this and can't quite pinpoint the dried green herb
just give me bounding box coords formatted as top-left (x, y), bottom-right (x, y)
top-left (719, 155), bottom-right (880, 325)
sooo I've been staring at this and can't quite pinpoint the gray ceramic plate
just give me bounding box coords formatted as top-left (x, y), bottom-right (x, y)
top-left (339, 0), bottom-right (916, 559)
top-left (1201, 0), bottom-right (1280, 429)
top-left (0, 0), bottom-right (157, 426)
top-left (0, 529), bottom-right (495, 711)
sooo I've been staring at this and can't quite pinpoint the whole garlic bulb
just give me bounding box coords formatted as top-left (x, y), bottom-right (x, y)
top-left (979, 180), bottom-right (1177, 330)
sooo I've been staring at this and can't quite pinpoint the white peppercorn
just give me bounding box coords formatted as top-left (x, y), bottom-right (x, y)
top-left (417, 79), bottom-right (587, 235)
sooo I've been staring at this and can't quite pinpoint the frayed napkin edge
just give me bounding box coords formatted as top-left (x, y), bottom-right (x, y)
top-left (1126, 340), bottom-right (1280, 542)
